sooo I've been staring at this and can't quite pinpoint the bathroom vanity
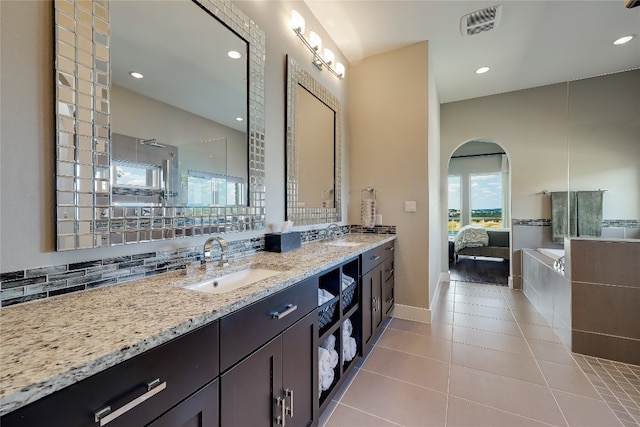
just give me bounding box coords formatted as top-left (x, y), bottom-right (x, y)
top-left (0, 234), bottom-right (395, 426)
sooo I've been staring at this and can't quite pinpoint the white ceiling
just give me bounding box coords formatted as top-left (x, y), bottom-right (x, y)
top-left (303, 1), bottom-right (640, 103)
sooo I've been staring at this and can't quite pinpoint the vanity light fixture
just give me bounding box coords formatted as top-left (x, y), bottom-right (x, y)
top-left (227, 50), bottom-right (242, 59)
top-left (290, 10), bottom-right (345, 79)
top-left (129, 71), bottom-right (144, 79)
top-left (613, 34), bottom-right (636, 45)
top-left (475, 66), bottom-right (490, 74)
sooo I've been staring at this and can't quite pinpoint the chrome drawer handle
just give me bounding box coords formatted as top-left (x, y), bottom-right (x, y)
top-left (285, 388), bottom-right (294, 417)
top-left (276, 396), bottom-right (286, 426)
top-left (95, 379), bottom-right (166, 426)
top-left (386, 246), bottom-right (394, 251)
top-left (371, 255), bottom-right (380, 261)
top-left (270, 304), bottom-right (298, 319)
top-left (386, 269), bottom-right (394, 275)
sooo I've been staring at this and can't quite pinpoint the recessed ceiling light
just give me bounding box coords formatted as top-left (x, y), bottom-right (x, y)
top-left (129, 71), bottom-right (144, 79)
top-left (613, 34), bottom-right (636, 45)
top-left (235, 117), bottom-right (244, 122)
top-left (228, 50), bottom-right (242, 59)
top-left (475, 66), bottom-right (490, 74)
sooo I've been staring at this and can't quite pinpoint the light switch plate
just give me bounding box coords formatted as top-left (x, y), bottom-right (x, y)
top-left (404, 201), bottom-right (417, 212)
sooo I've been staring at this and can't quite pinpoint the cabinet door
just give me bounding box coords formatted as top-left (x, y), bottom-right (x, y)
top-left (372, 265), bottom-right (383, 334)
top-left (221, 337), bottom-right (283, 427)
top-left (282, 311), bottom-right (317, 427)
top-left (148, 380), bottom-right (218, 427)
top-left (362, 265), bottom-right (382, 354)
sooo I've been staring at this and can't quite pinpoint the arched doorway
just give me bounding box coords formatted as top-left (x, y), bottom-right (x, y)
top-left (446, 140), bottom-right (512, 286)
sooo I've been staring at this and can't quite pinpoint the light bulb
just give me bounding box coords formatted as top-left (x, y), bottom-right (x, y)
top-left (323, 48), bottom-right (335, 66)
top-left (291, 10), bottom-right (305, 34)
top-left (309, 31), bottom-right (322, 51)
top-left (335, 62), bottom-right (345, 78)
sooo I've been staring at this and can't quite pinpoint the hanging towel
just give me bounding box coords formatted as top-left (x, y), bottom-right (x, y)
top-left (361, 198), bottom-right (376, 228)
top-left (576, 191), bottom-right (603, 237)
top-left (551, 192), bottom-right (577, 243)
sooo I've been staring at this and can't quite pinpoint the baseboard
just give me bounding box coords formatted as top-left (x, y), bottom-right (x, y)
top-left (508, 276), bottom-right (513, 288)
top-left (393, 304), bottom-right (431, 324)
top-left (440, 272), bottom-right (450, 282)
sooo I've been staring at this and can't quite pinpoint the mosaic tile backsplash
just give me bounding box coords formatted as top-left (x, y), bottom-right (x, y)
top-left (0, 225), bottom-right (396, 307)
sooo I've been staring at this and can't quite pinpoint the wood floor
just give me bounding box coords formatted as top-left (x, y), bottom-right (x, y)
top-left (449, 255), bottom-right (509, 285)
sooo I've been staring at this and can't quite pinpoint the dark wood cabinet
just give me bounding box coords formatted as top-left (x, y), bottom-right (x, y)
top-left (1, 321), bottom-right (219, 427)
top-left (148, 380), bottom-right (219, 427)
top-left (220, 311), bottom-right (317, 427)
top-left (362, 263), bottom-right (383, 354)
top-left (361, 240), bottom-right (394, 356)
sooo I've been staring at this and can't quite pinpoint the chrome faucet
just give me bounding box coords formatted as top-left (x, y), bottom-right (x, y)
top-left (203, 236), bottom-right (229, 267)
top-left (326, 223), bottom-right (341, 240)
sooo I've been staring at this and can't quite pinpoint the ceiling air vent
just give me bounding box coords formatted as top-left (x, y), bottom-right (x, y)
top-left (460, 5), bottom-right (502, 37)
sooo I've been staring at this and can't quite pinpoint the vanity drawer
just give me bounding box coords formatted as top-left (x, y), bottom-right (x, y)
top-left (383, 240), bottom-right (395, 259)
top-left (2, 321), bottom-right (219, 427)
top-left (361, 246), bottom-right (384, 274)
top-left (219, 276), bottom-right (317, 372)
top-left (383, 258), bottom-right (395, 283)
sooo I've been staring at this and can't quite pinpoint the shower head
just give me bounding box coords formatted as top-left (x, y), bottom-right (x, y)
top-left (139, 138), bottom-right (166, 148)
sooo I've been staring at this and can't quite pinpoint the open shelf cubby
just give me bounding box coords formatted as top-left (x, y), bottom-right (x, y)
top-left (317, 256), bottom-right (361, 412)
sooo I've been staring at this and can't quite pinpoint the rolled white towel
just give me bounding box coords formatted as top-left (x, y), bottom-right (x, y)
top-left (342, 318), bottom-right (353, 337)
top-left (321, 367), bottom-right (335, 391)
top-left (348, 337), bottom-right (357, 361)
top-left (318, 346), bottom-right (331, 374)
top-left (321, 334), bottom-right (336, 351)
top-left (328, 348), bottom-right (339, 368)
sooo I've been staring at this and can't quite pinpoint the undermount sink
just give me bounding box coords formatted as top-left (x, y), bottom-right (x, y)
top-left (326, 240), bottom-right (363, 247)
top-left (181, 267), bottom-right (284, 294)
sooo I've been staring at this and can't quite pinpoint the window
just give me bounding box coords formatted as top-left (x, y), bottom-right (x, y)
top-left (470, 172), bottom-right (503, 228)
top-left (113, 161), bottom-right (163, 189)
top-left (448, 175), bottom-right (461, 235)
top-left (182, 171), bottom-right (245, 206)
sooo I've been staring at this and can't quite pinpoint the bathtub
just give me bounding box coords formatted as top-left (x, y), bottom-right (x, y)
top-left (536, 248), bottom-right (564, 261)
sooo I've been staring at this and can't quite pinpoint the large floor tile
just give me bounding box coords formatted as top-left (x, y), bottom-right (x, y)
top-left (363, 346), bottom-right (450, 393)
top-left (452, 311), bottom-right (523, 336)
top-left (339, 370), bottom-right (448, 427)
top-left (451, 342), bottom-right (546, 385)
top-left (553, 389), bottom-right (624, 427)
top-left (527, 339), bottom-right (577, 366)
top-left (453, 325), bottom-right (532, 356)
top-left (446, 396), bottom-right (554, 427)
top-left (388, 317), bottom-right (453, 341)
top-left (454, 301), bottom-right (515, 321)
top-left (518, 322), bottom-right (563, 343)
top-left (511, 308), bottom-right (550, 326)
top-left (537, 360), bottom-right (602, 399)
top-left (454, 293), bottom-right (511, 309)
top-left (376, 328), bottom-right (451, 362)
top-left (321, 403), bottom-right (401, 427)
top-left (449, 364), bottom-right (567, 426)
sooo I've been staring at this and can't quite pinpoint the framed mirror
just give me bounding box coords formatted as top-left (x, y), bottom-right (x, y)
top-left (54, 0), bottom-right (265, 251)
top-left (285, 55), bottom-right (342, 225)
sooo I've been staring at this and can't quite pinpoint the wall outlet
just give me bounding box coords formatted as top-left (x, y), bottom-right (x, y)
top-left (404, 201), bottom-right (417, 212)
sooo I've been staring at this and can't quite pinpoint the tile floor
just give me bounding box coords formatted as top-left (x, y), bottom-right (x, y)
top-left (320, 280), bottom-right (640, 427)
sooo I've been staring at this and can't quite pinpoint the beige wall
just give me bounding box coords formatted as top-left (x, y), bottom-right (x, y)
top-left (349, 42), bottom-right (432, 318)
top-left (0, 0), bottom-right (350, 271)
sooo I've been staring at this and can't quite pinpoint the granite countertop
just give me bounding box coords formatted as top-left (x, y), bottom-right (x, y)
top-left (0, 233), bottom-right (395, 416)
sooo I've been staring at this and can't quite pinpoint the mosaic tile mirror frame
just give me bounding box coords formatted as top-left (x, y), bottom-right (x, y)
top-left (54, 0), bottom-right (266, 251)
top-left (285, 55), bottom-right (342, 225)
